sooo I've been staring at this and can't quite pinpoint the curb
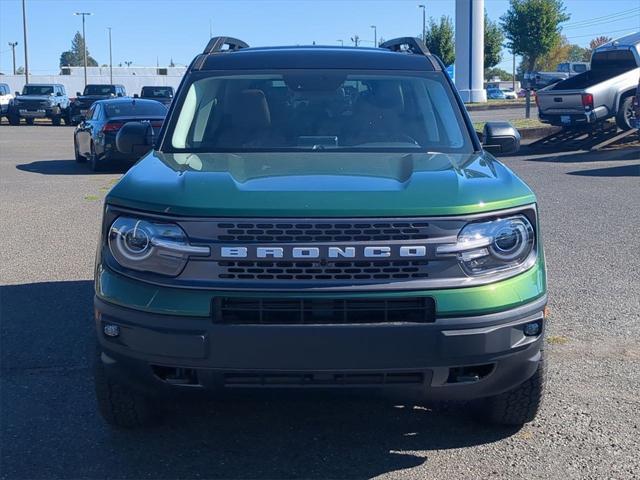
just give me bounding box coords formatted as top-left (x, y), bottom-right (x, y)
top-left (466, 102), bottom-right (527, 111)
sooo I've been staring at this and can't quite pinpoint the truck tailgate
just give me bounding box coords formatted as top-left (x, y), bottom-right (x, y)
top-left (537, 91), bottom-right (584, 114)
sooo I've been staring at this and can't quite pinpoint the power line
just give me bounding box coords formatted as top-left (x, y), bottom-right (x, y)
top-left (561, 7), bottom-right (639, 27)
top-left (566, 27), bottom-right (637, 40)
top-left (563, 12), bottom-right (640, 30)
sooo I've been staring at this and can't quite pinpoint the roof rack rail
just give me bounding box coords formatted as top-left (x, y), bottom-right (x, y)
top-left (380, 37), bottom-right (430, 56)
top-left (203, 36), bottom-right (249, 54)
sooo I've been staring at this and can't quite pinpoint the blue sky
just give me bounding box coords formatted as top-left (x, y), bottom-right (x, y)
top-left (1, 0), bottom-right (639, 75)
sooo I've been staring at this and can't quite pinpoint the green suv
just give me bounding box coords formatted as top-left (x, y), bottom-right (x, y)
top-left (94, 37), bottom-right (547, 428)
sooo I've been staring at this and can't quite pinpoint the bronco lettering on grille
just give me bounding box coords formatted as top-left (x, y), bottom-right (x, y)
top-left (218, 245), bottom-right (428, 259)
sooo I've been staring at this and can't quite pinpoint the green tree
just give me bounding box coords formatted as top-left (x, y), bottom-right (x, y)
top-left (581, 36), bottom-right (612, 61)
top-left (59, 31), bottom-right (98, 67)
top-left (484, 13), bottom-right (504, 69)
top-left (485, 67), bottom-right (514, 81)
top-left (567, 44), bottom-right (588, 62)
top-left (424, 15), bottom-right (455, 66)
top-left (501, 0), bottom-right (569, 72)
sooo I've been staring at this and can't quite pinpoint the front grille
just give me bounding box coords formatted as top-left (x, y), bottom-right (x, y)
top-left (215, 221), bottom-right (431, 243)
top-left (217, 260), bottom-right (429, 281)
top-left (213, 296), bottom-right (436, 324)
top-left (223, 371), bottom-right (426, 387)
top-left (18, 100), bottom-right (48, 109)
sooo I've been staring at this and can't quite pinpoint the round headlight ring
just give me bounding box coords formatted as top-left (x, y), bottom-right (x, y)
top-left (113, 221), bottom-right (154, 261)
top-left (488, 217), bottom-right (532, 261)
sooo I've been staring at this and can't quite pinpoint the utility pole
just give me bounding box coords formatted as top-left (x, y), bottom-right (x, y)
top-left (74, 12), bottom-right (92, 88)
top-left (107, 27), bottom-right (113, 84)
top-left (512, 51), bottom-right (516, 92)
top-left (8, 42), bottom-right (18, 75)
top-left (21, 0), bottom-right (29, 83)
top-left (418, 4), bottom-right (426, 42)
top-left (370, 25), bottom-right (377, 47)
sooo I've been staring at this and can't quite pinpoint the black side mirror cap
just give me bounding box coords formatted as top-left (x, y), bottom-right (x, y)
top-left (482, 121), bottom-right (520, 155)
top-left (116, 122), bottom-right (154, 156)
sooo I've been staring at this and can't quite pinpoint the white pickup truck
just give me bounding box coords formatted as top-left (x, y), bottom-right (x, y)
top-left (537, 32), bottom-right (640, 130)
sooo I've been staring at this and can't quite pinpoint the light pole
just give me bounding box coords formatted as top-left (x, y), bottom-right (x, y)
top-left (74, 12), bottom-right (92, 88)
top-left (21, 0), bottom-right (29, 83)
top-left (107, 27), bottom-right (113, 84)
top-left (337, 39), bottom-right (344, 46)
top-left (418, 4), bottom-right (426, 43)
top-left (351, 35), bottom-right (360, 47)
top-left (8, 42), bottom-right (18, 75)
top-left (370, 25), bottom-right (377, 47)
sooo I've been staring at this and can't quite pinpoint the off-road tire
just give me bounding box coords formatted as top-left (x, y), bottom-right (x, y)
top-left (94, 350), bottom-right (159, 428)
top-left (476, 351), bottom-right (546, 426)
top-left (25, 117), bottom-right (34, 125)
top-left (615, 96), bottom-right (634, 131)
top-left (74, 137), bottom-right (87, 163)
top-left (8, 114), bottom-right (20, 126)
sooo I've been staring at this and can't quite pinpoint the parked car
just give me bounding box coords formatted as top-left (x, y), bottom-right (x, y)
top-left (537, 32), bottom-right (640, 130)
top-left (487, 87), bottom-right (506, 99)
top-left (139, 86), bottom-right (174, 106)
top-left (94, 36), bottom-right (547, 429)
top-left (8, 84), bottom-right (70, 125)
top-left (69, 84), bottom-right (127, 125)
top-left (0, 83), bottom-right (14, 121)
top-left (517, 88), bottom-right (536, 98)
top-left (501, 89), bottom-right (518, 100)
top-left (74, 98), bottom-right (167, 171)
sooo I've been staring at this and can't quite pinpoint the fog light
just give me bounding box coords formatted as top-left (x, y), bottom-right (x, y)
top-left (103, 323), bottom-right (120, 337)
top-left (523, 321), bottom-right (542, 337)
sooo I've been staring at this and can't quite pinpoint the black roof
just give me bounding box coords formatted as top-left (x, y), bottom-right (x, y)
top-left (94, 97), bottom-right (166, 106)
top-left (195, 45), bottom-right (441, 72)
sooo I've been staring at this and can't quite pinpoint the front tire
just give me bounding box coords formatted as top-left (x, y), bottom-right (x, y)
top-left (94, 350), bottom-right (160, 428)
top-left (475, 351), bottom-right (546, 426)
top-left (8, 114), bottom-right (20, 126)
top-left (52, 116), bottom-right (61, 126)
top-left (25, 117), bottom-right (34, 125)
top-left (615, 96), bottom-right (634, 131)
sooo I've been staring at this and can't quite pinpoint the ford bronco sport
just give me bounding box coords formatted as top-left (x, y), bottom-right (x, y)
top-left (95, 37), bottom-right (547, 428)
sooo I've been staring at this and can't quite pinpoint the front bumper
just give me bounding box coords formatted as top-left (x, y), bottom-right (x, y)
top-left (95, 293), bottom-right (546, 401)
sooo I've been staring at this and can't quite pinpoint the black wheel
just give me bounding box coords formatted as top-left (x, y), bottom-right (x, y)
top-left (474, 351), bottom-right (546, 426)
top-left (89, 143), bottom-right (103, 171)
top-left (74, 137), bottom-right (87, 163)
top-left (615, 96), bottom-right (634, 131)
top-left (94, 349), bottom-right (160, 428)
top-left (52, 116), bottom-right (61, 126)
top-left (8, 114), bottom-right (20, 126)
top-left (25, 117), bottom-right (34, 125)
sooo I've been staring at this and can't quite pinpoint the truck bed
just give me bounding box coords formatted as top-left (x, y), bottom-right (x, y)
top-left (548, 67), bottom-right (634, 91)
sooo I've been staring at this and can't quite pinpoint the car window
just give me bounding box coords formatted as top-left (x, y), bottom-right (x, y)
top-left (104, 101), bottom-right (168, 117)
top-left (23, 85), bottom-right (54, 95)
top-left (170, 71), bottom-right (473, 153)
top-left (573, 64), bottom-right (587, 73)
top-left (86, 105), bottom-right (96, 120)
top-left (141, 87), bottom-right (173, 98)
top-left (84, 85), bottom-right (115, 95)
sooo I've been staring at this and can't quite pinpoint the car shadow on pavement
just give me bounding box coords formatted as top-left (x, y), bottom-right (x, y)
top-left (567, 163), bottom-right (639, 177)
top-left (1, 280), bottom-right (520, 480)
top-left (16, 159), bottom-right (128, 175)
top-left (518, 146), bottom-right (640, 163)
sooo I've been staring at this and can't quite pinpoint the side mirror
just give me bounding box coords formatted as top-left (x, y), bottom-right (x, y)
top-left (116, 122), bottom-right (154, 156)
top-left (56, 91), bottom-right (63, 97)
top-left (117, 92), bottom-right (123, 97)
top-left (15, 91), bottom-right (20, 96)
top-left (133, 93), bottom-right (139, 98)
top-left (76, 91), bottom-right (82, 97)
top-left (482, 121), bottom-right (520, 155)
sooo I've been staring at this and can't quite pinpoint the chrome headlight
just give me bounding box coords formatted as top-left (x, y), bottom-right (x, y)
top-left (108, 217), bottom-right (209, 276)
top-left (437, 214), bottom-right (535, 276)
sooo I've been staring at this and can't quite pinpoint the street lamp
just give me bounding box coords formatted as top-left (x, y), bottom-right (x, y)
top-left (8, 42), bottom-right (18, 75)
top-left (418, 4), bottom-right (426, 43)
top-left (107, 27), bottom-right (113, 84)
top-left (74, 12), bottom-right (92, 88)
top-left (370, 25), bottom-right (377, 47)
top-left (337, 39), bottom-right (344, 46)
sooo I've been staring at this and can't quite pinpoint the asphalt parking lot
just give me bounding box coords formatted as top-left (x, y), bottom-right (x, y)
top-left (1, 125), bottom-right (639, 480)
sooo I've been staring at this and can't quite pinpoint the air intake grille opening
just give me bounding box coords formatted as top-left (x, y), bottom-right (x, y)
top-left (223, 371), bottom-right (426, 387)
top-left (213, 297), bottom-right (436, 325)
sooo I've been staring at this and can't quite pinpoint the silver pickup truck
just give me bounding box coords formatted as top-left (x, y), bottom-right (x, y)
top-left (537, 32), bottom-right (640, 130)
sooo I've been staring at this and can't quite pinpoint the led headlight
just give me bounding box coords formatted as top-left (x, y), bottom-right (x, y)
top-left (108, 217), bottom-right (209, 276)
top-left (437, 214), bottom-right (535, 276)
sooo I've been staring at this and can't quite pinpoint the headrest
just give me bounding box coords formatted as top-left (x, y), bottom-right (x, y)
top-left (230, 89), bottom-right (271, 130)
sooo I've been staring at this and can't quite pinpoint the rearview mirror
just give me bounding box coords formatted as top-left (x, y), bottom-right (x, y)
top-left (482, 122), bottom-right (520, 155)
top-left (116, 122), bottom-right (154, 157)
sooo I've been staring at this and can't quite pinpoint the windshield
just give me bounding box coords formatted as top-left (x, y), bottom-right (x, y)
top-left (141, 86), bottom-right (173, 98)
top-left (22, 85), bottom-right (54, 95)
top-left (169, 71), bottom-right (473, 153)
top-left (104, 101), bottom-right (167, 117)
top-left (84, 85), bottom-right (115, 95)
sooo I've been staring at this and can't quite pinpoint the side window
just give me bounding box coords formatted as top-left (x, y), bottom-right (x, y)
top-left (1, 85), bottom-right (6, 95)
top-left (86, 105), bottom-right (96, 120)
top-left (93, 104), bottom-right (102, 120)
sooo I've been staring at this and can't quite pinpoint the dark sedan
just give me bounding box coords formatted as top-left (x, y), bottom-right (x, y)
top-left (74, 98), bottom-right (167, 171)
top-left (139, 86), bottom-right (174, 106)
